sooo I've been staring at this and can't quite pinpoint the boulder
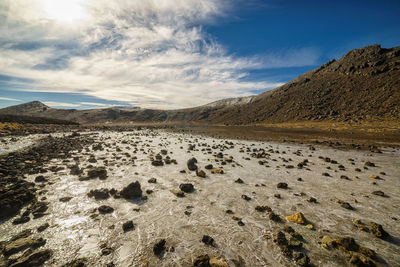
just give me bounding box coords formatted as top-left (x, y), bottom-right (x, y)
top-left (120, 181), bottom-right (142, 199)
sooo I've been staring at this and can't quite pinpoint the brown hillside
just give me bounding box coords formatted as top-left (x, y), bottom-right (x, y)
top-left (201, 44), bottom-right (400, 124)
top-left (1, 44), bottom-right (399, 125)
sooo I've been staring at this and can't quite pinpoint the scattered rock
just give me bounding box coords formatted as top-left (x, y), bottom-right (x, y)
top-left (10, 249), bottom-right (52, 267)
top-left (277, 182), bottom-right (288, 189)
top-left (235, 178), bottom-right (244, 184)
top-left (209, 256), bottom-right (229, 267)
top-left (153, 239), bottom-right (166, 256)
top-left (286, 212), bottom-right (306, 224)
top-left (194, 254), bottom-right (210, 267)
top-left (120, 181), bottom-right (142, 199)
top-left (205, 164), bottom-right (213, 170)
top-left (369, 222), bottom-right (388, 238)
top-left (34, 175), bottom-right (47, 183)
top-left (122, 220), bottom-right (134, 232)
top-left (196, 169), bottom-right (206, 178)
top-left (87, 189), bottom-right (110, 200)
top-left (87, 167), bottom-right (108, 180)
top-left (37, 223), bottom-right (50, 232)
top-left (12, 216), bottom-right (30, 225)
top-left (3, 236), bottom-right (46, 256)
top-left (211, 169), bottom-right (224, 174)
top-left (187, 158), bottom-right (198, 171)
top-left (98, 205), bottom-right (114, 214)
top-left (179, 183), bottom-right (194, 193)
top-left (148, 178), bottom-right (157, 183)
top-left (372, 190), bottom-right (385, 197)
top-left (59, 196), bottom-right (73, 202)
top-left (255, 206), bottom-right (271, 212)
top-left (201, 235), bottom-right (214, 246)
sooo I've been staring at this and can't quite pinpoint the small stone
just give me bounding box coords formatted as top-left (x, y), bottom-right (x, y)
top-left (211, 169), bottom-right (224, 174)
top-left (153, 239), bottom-right (166, 256)
top-left (341, 202), bottom-right (354, 210)
top-left (59, 196), bottom-right (73, 202)
top-left (369, 222), bottom-right (388, 238)
top-left (194, 254), bottom-right (210, 267)
top-left (307, 197), bottom-right (317, 203)
top-left (372, 190), bottom-right (385, 197)
top-left (171, 190), bottom-right (185, 197)
top-left (235, 178), bottom-right (244, 184)
top-left (148, 178), bottom-right (157, 183)
top-left (122, 220), bottom-right (134, 232)
top-left (209, 256), bottom-right (229, 267)
top-left (179, 183), bottom-right (194, 193)
top-left (205, 164), bottom-right (213, 170)
top-left (196, 169), bottom-right (206, 178)
top-left (98, 205), bottom-right (114, 214)
top-left (286, 212), bottom-right (306, 224)
top-left (201, 235), bottom-right (214, 246)
top-left (37, 223), bottom-right (50, 232)
top-left (255, 206), bottom-right (271, 212)
top-left (241, 194), bottom-right (251, 201)
top-left (321, 235), bottom-right (336, 249)
top-left (35, 175), bottom-right (47, 183)
top-left (12, 216), bottom-right (30, 225)
top-left (277, 182), bottom-right (288, 189)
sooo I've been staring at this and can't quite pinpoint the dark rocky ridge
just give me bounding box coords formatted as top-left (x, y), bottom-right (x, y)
top-left (1, 44), bottom-right (399, 124)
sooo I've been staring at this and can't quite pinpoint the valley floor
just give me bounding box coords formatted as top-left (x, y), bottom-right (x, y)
top-left (0, 128), bottom-right (399, 266)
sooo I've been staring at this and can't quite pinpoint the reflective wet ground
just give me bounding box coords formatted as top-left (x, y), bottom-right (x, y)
top-left (1, 129), bottom-right (399, 266)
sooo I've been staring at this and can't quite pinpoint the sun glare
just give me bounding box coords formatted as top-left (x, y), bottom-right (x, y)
top-left (40, 0), bottom-right (85, 23)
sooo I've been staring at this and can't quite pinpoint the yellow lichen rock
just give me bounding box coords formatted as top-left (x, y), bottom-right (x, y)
top-left (286, 212), bottom-right (306, 224)
top-left (210, 256), bottom-right (229, 267)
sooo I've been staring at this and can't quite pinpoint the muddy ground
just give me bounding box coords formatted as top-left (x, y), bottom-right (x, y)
top-left (0, 128), bottom-right (399, 267)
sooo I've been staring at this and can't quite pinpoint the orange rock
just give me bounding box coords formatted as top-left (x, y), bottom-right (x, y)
top-left (210, 256), bottom-right (229, 267)
top-left (211, 169), bottom-right (224, 174)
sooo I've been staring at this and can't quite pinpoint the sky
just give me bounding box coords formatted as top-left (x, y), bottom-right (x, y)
top-left (0, 0), bottom-right (399, 110)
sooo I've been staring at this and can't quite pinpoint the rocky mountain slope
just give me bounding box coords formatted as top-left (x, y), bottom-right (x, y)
top-left (1, 44), bottom-right (399, 124)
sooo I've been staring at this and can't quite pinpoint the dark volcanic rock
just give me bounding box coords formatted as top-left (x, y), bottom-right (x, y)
top-left (153, 239), bottom-right (166, 256)
top-left (179, 183), bottom-right (194, 193)
top-left (187, 157), bottom-right (198, 171)
top-left (205, 164), bottom-right (213, 170)
top-left (86, 167), bottom-right (107, 180)
top-left (87, 189), bottom-right (110, 200)
top-left (120, 181), bottom-right (142, 199)
top-left (277, 182), bottom-right (288, 189)
top-left (235, 178), bottom-right (244, 184)
top-left (148, 178), bottom-right (157, 183)
top-left (98, 205), bottom-right (114, 214)
top-left (122, 220), bottom-right (134, 232)
top-left (201, 235), bottom-right (215, 246)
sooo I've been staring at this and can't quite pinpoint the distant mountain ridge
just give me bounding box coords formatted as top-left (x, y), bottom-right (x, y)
top-left (1, 44), bottom-right (399, 125)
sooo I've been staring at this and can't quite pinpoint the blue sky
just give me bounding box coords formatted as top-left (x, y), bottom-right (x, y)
top-left (0, 0), bottom-right (399, 109)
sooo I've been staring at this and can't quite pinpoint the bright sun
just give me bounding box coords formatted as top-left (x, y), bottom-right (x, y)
top-left (40, 0), bottom-right (85, 23)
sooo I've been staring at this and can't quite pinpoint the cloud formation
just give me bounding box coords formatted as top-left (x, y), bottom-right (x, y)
top-left (0, 0), bottom-right (317, 109)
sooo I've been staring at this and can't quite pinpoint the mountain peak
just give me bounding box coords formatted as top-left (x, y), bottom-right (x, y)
top-left (0, 100), bottom-right (50, 115)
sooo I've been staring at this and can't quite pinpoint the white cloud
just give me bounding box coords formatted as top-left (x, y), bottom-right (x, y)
top-left (43, 102), bottom-right (80, 107)
top-left (0, 0), bottom-right (318, 109)
top-left (0, 97), bottom-right (21, 101)
top-left (79, 102), bottom-right (113, 107)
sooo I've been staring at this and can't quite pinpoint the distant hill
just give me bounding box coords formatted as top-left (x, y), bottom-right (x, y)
top-left (1, 44), bottom-right (399, 125)
top-left (0, 114), bottom-right (79, 125)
